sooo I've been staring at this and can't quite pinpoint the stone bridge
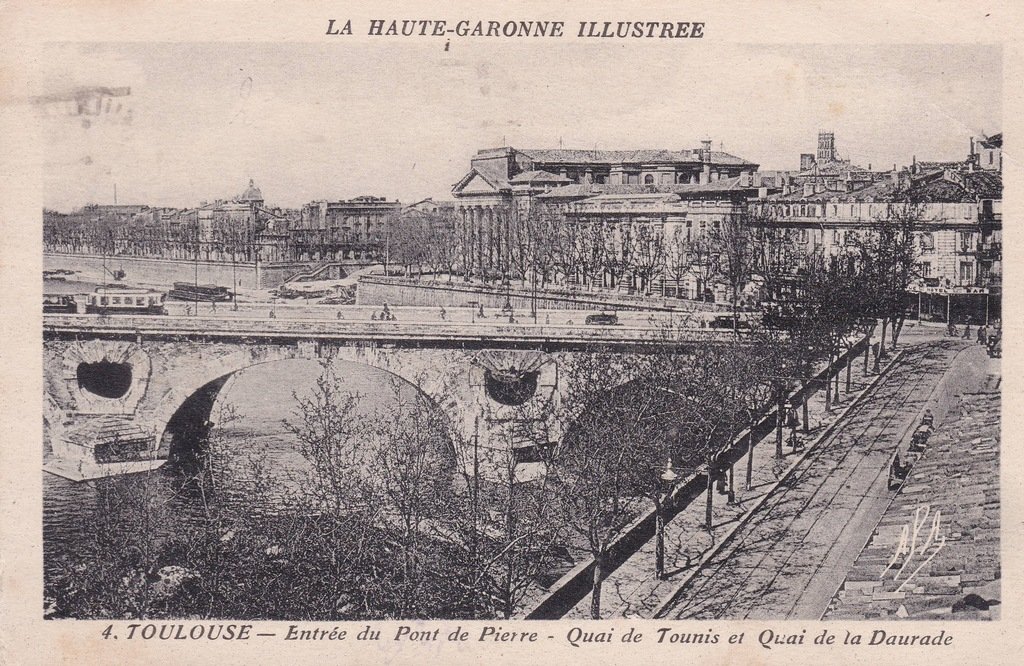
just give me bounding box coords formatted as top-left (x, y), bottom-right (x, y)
top-left (42, 314), bottom-right (750, 480)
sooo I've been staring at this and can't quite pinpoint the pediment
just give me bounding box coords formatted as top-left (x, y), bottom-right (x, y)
top-left (457, 172), bottom-right (500, 194)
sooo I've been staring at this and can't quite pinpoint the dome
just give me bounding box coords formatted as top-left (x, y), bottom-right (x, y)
top-left (238, 179), bottom-right (263, 202)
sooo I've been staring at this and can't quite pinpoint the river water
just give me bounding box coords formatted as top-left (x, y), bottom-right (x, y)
top-left (43, 349), bottom-right (419, 580)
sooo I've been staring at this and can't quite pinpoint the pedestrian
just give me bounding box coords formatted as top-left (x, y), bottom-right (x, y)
top-left (715, 466), bottom-right (728, 495)
top-left (336, 310), bottom-right (343, 320)
top-left (439, 306), bottom-right (447, 321)
top-left (947, 320), bottom-right (957, 336)
top-left (962, 323), bottom-right (971, 339)
top-left (978, 326), bottom-right (987, 345)
top-left (786, 405), bottom-right (801, 451)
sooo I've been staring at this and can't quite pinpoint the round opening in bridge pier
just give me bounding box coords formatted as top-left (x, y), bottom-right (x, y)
top-left (76, 361), bottom-right (133, 399)
top-left (484, 369), bottom-right (539, 406)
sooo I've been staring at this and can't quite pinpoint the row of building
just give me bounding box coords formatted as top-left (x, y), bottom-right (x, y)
top-left (441, 131), bottom-right (1001, 305)
top-left (44, 131), bottom-right (1002, 315)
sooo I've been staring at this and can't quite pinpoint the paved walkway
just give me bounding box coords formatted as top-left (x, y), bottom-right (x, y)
top-left (660, 336), bottom-right (974, 620)
top-left (562, 335), bottom-right (886, 618)
top-left (824, 345), bottom-right (999, 620)
top-left (565, 331), bottom-right (973, 619)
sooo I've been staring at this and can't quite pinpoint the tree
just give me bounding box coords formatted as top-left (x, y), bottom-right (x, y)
top-left (687, 235), bottom-right (720, 302)
top-left (714, 212), bottom-right (756, 328)
top-left (856, 200), bottom-right (922, 351)
top-left (665, 228), bottom-right (693, 298)
top-left (362, 379), bottom-right (467, 618)
top-left (547, 350), bottom-right (655, 618)
top-left (452, 401), bottom-right (566, 619)
top-left (625, 222), bottom-right (667, 295)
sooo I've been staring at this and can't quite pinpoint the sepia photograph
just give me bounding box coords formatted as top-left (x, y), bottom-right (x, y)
top-left (34, 35), bottom-right (1002, 631)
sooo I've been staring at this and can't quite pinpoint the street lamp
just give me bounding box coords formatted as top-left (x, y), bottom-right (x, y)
top-left (655, 458), bottom-right (680, 579)
top-left (501, 274), bottom-right (514, 322)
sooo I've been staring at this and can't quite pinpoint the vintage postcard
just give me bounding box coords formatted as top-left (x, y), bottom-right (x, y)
top-left (1, 1), bottom-right (1022, 664)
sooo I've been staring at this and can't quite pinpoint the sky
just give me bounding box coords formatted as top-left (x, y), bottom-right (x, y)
top-left (38, 42), bottom-right (1001, 211)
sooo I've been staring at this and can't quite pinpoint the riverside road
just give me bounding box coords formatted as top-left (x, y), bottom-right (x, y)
top-left (660, 331), bottom-right (977, 620)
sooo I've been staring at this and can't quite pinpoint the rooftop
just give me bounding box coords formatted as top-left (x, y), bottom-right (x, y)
top-left (509, 170), bottom-right (573, 184)
top-left (768, 169), bottom-right (1002, 204)
top-left (516, 147), bottom-right (756, 166)
top-left (536, 176), bottom-right (764, 201)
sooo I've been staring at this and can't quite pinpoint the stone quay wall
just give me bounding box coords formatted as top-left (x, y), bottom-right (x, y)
top-left (357, 275), bottom-right (733, 313)
top-left (44, 253), bottom-right (323, 290)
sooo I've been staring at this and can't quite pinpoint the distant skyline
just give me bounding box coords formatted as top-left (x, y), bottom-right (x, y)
top-left (39, 42), bottom-right (1001, 211)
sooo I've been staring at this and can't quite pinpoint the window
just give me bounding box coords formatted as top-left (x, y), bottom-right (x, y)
top-left (644, 174), bottom-right (655, 185)
top-left (959, 231), bottom-right (972, 252)
top-left (960, 262), bottom-right (974, 284)
top-left (797, 229), bottom-right (808, 243)
top-left (112, 297), bottom-right (121, 304)
top-left (918, 262), bottom-right (932, 278)
top-left (919, 232), bottom-right (935, 251)
top-left (136, 297), bottom-right (145, 305)
top-left (100, 297), bottom-right (109, 305)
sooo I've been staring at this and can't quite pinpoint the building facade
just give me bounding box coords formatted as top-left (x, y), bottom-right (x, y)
top-left (448, 142), bottom-right (761, 285)
top-left (295, 196), bottom-right (401, 262)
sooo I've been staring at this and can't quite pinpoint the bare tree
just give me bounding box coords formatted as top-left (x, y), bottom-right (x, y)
top-left (714, 212), bottom-right (756, 328)
top-left (547, 350), bottom-right (655, 618)
top-left (664, 228), bottom-right (693, 299)
top-left (626, 222), bottom-right (667, 295)
top-left (855, 200), bottom-right (922, 351)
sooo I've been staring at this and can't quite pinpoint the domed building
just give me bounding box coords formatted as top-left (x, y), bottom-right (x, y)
top-left (236, 179), bottom-right (264, 210)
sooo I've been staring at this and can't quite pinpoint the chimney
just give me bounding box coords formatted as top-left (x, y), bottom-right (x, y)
top-left (803, 182), bottom-right (814, 197)
top-left (701, 139), bottom-right (712, 162)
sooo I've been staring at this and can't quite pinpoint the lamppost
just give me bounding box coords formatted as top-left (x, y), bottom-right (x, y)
top-left (501, 274), bottom-right (514, 323)
top-left (530, 262), bottom-right (538, 324)
top-left (654, 458), bottom-right (680, 579)
top-left (232, 234), bottom-right (239, 311)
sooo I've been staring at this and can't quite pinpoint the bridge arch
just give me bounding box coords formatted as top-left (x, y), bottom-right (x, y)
top-left (150, 351), bottom-right (465, 471)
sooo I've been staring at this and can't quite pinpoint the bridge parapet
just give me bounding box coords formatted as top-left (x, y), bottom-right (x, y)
top-left (42, 314), bottom-right (753, 348)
